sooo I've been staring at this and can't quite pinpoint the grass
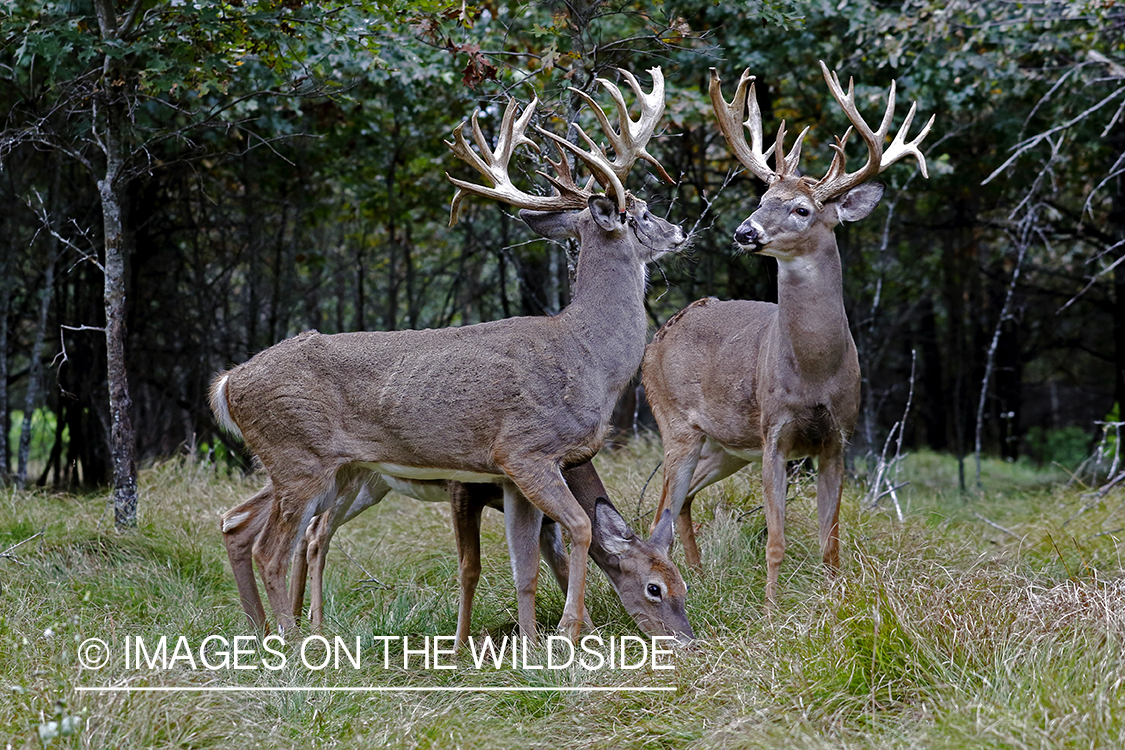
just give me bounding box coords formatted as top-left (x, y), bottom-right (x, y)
top-left (1, 445), bottom-right (1123, 749)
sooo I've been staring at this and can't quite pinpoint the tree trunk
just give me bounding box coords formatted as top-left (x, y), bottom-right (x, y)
top-left (16, 243), bottom-right (57, 487)
top-left (96, 0), bottom-right (139, 528)
top-left (102, 170), bottom-right (139, 528)
top-left (0, 269), bottom-right (10, 484)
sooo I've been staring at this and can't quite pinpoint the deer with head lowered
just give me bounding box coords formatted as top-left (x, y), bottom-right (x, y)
top-left (214, 66), bottom-right (691, 640)
top-left (643, 61), bottom-right (933, 604)
top-left (221, 460), bottom-right (692, 645)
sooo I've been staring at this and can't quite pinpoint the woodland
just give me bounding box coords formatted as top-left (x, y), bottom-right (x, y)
top-left (2, 0), bottom-right (1124, 525)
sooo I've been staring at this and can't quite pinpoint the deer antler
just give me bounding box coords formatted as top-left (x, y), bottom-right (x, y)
top-left (811, 60), bottom-right (935, 204)
top-left (446, 67), bottom-right (671, 223)
top-left (709, 67), bottom-right (805, 185)
top-left (446, 97), bottom-right (593, 226)
top-left (569, 67), bottom-right (675, 197)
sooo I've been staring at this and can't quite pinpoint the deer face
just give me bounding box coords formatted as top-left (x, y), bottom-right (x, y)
top-left (521, 194), bottom-right (687, 265)
top-left (611, 543), bottom-right (694, 644)
top-left (594, 500), bottom-right (694, 644)
top-left (619, 195), bottom-right (688, 263)
top-left (734, 179), bottom-right (885, 260)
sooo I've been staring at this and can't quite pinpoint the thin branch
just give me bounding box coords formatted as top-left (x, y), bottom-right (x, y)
top-left (1082, 149), bottom-right (1125, 217)
top-left (981, 86), bottom-right (1125, 185)
top-left (1057, 240), bottom-right (1125, 313)
top-left (865, 350), bottom-right (916, 521)
top-left (974, 223), bottom-right (1030, 491)
top-left (637, 460), bottom-right (662, 523)
top-left (972, 512), bottom-right (1022, 541)
top-left (1, 532), bottom-right (43, 564)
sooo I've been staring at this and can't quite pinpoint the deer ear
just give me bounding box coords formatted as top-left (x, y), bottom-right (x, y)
top-left (835, 181), bottom-right (884, 223)
top-left (650, 508), bottom-right (675, 554)
top-left (588, 195), bottom-right (621, 232)
top-left (520, 209), bottom-right (581, 241)
top-left (594, 496), bottom-right (633, 556)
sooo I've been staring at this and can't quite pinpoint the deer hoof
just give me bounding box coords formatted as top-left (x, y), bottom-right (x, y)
top-left (557, 616), bottom-right (583, 641)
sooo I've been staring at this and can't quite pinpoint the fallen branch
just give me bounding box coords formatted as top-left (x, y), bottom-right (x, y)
top-left (1, 531), bottom-right (43, 564)
top-left (972, 512), bottom-right (1022, 541)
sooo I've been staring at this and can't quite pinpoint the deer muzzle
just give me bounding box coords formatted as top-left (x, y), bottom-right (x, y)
top-left (734, 218), bottom-right (767, 252)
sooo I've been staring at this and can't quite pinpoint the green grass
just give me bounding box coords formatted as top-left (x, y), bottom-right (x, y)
top-left (2, 447), bottom-right (1123, 749)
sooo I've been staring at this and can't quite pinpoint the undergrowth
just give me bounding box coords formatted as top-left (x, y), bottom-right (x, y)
top-left (1, 448), bottom-right (1122, 749)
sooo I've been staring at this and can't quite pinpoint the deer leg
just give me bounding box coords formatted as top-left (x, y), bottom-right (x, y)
top-left (450, 482), bottom-right (486, 647)
top-left (302, 480), bottom-right (390, 629)
top-left (761, 444), bottom-right (788, 608)
top-left (289, 522), bottom-right (311, 624)
top-left (678, 441), bottom-right (752, 569)
top-left (502, 483), bottom-right (545, 641)
top-left (253, 477), bottom-right (333, 633)
top-left (220, 483), bottom-right (274, 630)
top-left (651, 433), bottom-right (705, 567)
top-left (553, 461), bottom-right (604, 629)
top-left (816, 450), bottom-right (845, 575)
top-left (300, 513), bottom-right (329, 628)
top-left (500, 460), bottom-right (591, 640)
top-left (538, 520), bottom-right (568, 594)
top-left (537, 520), bottom-right (594, 630)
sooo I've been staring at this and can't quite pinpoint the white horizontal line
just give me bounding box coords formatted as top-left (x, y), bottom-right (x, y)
top-left (76, 685), bottom-right (675, 693)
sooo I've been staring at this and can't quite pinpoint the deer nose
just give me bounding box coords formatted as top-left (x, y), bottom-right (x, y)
top-left (734, 223), bottom-right (758, 247)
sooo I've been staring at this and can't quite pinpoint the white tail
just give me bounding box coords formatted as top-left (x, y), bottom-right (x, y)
top-left (208, 375), bottom-right (241, 441)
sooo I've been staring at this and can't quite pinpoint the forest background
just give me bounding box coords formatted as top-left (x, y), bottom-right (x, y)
top-left (2, 0), bottom-right (1123, 525)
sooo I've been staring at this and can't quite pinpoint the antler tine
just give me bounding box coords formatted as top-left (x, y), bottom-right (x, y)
top-left (773, 120), bottom-right (811, 180)
top-left (709, 67), bottom-right (779, 184)
top-left (535, 125), bottom-right (627, 210)
top-left (812, 60), bottom-right (934, 203)
top-left (884, 101), bottom-right (936, 179)
top-left (586, 68), bottom-right (675, 183)
top-left (565, 66), bottom-right (673, 212)
top-left (539, 147), bottom-right (598, 197)
top-left (445, 96), bottom-right (593, 226)
top-left (820, 126), bottom-right (854, 185)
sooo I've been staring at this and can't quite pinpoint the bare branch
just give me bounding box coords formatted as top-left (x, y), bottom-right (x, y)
top-left (1057, 239), bottom-right (1125, 313)
top-left (982, 85), bottom-right (1125, 185)
top-left (973, 512), bottom-right (1023, 541)
top-left (1, 532), bottom-right (43, 565)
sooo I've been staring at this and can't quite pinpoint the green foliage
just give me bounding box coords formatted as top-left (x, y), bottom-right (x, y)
top-left (1, 0), bottom-right (1121, 500)
top-left (7, 409), bottom-right (62, 467)
top-left (1025, 425), bottom-right (1093, 470)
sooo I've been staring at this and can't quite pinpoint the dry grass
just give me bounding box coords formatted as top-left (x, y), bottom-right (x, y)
top-left (1, 447), bottom-right (1123, 749)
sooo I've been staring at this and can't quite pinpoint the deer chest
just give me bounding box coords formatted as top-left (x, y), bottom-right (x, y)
top-left (787, 403), bottom-right (839, 455)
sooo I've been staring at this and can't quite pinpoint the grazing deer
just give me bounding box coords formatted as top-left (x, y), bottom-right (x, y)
top-left (447, 461), bottom-right (691, 645)
top-left (215, 67), bottom-right (688, 638)
top-left (643, 61), bottom-right (933, 604)
top-left (262, 460), bottom-right (692, 644)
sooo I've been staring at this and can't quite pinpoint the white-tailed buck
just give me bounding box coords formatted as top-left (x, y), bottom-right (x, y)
top-left (643, 61), bottom-right (933, 604)
top-left (215, 67), bottom-right (688, 639)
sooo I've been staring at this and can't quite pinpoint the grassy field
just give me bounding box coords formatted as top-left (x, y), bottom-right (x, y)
top-left (2, 440), bottom-right (1123, 749)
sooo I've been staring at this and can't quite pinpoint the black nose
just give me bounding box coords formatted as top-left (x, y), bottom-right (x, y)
top-left (734, 225), bottom-right (758, 246)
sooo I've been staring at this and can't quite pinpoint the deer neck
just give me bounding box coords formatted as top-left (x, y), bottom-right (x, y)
top-left (561, 238), bottom-right (649, 377)
top-left (774, 233), bottom-right (851, 380)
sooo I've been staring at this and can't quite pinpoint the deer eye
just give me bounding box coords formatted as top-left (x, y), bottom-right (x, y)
top-left (794, 206), bottom-right (810, 217)
top-left (646, 583), bottom-right (663, 600)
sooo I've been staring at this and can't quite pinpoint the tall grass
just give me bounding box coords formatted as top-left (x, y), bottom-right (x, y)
top-left (1, 448), bottom-right (1122, 749)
